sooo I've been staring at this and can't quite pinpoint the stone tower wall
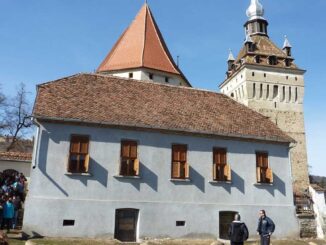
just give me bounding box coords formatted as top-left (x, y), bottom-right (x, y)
top-left (220, 67), bottom-right (309, 191)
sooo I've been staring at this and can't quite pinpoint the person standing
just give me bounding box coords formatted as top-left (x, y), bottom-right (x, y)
top-left (3, 197), bottom-right (14, 233)
top-left (257, 210), bottom-right (275, 245)
top-left (228, 213), bottom-right (249, 245)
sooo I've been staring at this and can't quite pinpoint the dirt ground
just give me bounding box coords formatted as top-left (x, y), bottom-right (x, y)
top-left (7, 238), bottom-right (326, 245)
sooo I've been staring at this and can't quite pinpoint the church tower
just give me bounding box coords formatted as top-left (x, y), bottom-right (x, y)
top-left (219, 0), bottom-right (309, 191)
top-left (97, 3), bottom-right (191, 87)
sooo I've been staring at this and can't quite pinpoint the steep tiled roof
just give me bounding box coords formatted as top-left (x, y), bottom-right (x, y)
top-left (0, 152), bottom-right (32, 162)
top-left (97, 4), bottom-right (182, 76)
top-left (227, 35), bottom-right (301, 78)
top-left (33, 73), bottom-right (293, 143)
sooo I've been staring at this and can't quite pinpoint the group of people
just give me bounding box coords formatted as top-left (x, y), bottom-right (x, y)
top-left (0, 171), bottom-right (26, 232)
top-left (228, 210), bottom-right (275, 245)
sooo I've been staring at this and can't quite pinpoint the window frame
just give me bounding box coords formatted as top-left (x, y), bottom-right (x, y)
top-left (212, 148), bottom-right (231, 182)
top-left (171, 144), bottom-right (189, 180)
top-left (256, 151), bottom-right (273, 184)
top-left (67, 135), bottom-right (90, 174)
top-left (120, 140), bottom-right (139, 177)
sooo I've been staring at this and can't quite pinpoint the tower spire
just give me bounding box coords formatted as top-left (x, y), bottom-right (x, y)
top-left (244, 0), bottom-right (268, 37)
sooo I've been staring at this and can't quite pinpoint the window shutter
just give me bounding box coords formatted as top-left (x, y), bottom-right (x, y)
top-left (185, 163), bottom-right (189, 178)
top-left (225, 164), bottom-right (231, 182)
top-left (79, 138), bottom-right (89, 154)
top-left (180, 146), bottom-right (187, 162)
top-left (172, 146), bottom-right (180, 161)
top-left (84, 154), bottom-right (90, 172)
top-left (70, 140), bottom-right (80, 154)
top-left (172, 162), bottom-right (180, 178)
top-left (67, 154), bottom-right (71, 172)
top-left (134, 158), bottom-right (139, 176)
top-left (121, 143), bottom-right (130, 158)
top-left (266, 168), bottom-right (273, 183)
top-left (213, 163), bottom-right (217, 180)
top-left (130, 143), bottom-right (137, 159)
top-left (256, 167), bottom-right (261, 183)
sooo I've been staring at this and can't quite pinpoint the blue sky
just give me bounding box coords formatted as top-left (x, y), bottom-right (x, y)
top-left (0, 0), bottom-right (325, 176)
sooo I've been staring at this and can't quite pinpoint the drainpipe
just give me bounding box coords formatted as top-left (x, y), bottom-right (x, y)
top-left (31, 118), bottom-right (41, 169)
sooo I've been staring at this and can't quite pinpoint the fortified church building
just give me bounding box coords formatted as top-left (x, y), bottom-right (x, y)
top-left (220, 0), bottom-right (309, 192)
top-left (24, 0), bottom-right (310, 241)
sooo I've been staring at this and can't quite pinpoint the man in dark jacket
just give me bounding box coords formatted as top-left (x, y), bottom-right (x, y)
top-left (257, 210), bottom-right (275, 245)
top-left (228, 213), bottom-right (249, 245)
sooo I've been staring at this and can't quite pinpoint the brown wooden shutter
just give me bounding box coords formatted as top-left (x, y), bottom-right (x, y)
top-left (185, 163), bottom-right (189, 178)
top-left (172, 162), bottom-right (180, 178)
top-left (121, 143), bottom-right (130, 158)
top-left (224, 164), bottom-right (231, 182)
top-left (266, 168), bottom-right (273, 183)
top-left (70, 140), bottom-right (80, 153)
top-left (130, 142), bottom-right (137, 159)
top-left (133, 158), bottom-right (139, 176)
top-left (84, 154), bottom-right (90, 172)
top-left (213, 163), bottom-right (217, 180)
top-left (80, 138), bottom-right (89, 154)
top-left (256, 167), bottom-right (261, 183)
top-left (180, 146), bottom-right (187, 162)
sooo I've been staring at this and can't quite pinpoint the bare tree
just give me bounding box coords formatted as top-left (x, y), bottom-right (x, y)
top-left (4, 83), bottom-right (32, 151)
top-left (0, 89), bottom-right (6, 131)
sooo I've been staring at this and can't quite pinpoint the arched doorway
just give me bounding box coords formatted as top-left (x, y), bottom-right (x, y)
top-left (219, 211), bottom-right (238, 239)
top-left (114, 208), bottom-right (139, 242)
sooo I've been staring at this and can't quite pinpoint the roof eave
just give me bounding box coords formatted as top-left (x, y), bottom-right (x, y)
top-left (33, 115), bottom-right (293, 145)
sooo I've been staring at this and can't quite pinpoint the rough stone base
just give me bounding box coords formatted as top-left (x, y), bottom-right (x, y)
top-left (298, 214), bottom-right (317, 238)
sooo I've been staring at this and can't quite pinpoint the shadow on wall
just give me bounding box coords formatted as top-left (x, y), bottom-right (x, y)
top-left (67, 158), bottom-right (108, 187)
top-left (38, 130), bottom-right (69, 197)
top-left (254, 173), bottom-right (286, 196)
top-left (114, 162), bottom-right (158, 191)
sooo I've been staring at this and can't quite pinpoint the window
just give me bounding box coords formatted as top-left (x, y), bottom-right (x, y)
top-left (129, 72), bottom-right (133, 78)
top-left (68, 135), bottom-right (90, 173)
top-left (213, 148), bottom-right (231, 182)
top-left (252, 72), bottom-right (255, 77)
top-left (63, 220), bottom-right (75, 226)
top-left (273, 85), bottom-right (278, 99)
top-left (165, 77), bottom-right (169, 83)
top-left (120, 141), bottom-right (139, 176)
top-left (285, 59), bottom-right (291, 67)
top-left (176, 221), bottom-right (185, 227)
top-left (171, 145), bottom-right (189, 179)
top-left (256, 152), bottom-right (273, 184)
top-left (149, 73), bottom-right (154, 80)
top-left (255, 55), bottom-right (261, 64)
top-left (268, 56), bottom-right (277, 65)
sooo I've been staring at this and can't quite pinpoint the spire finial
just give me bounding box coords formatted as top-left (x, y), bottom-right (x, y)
top-left (283, 35), bottom-right (292, 49)
top-left (246, 0), bottom-right (265, 21)
top-left (228, 49), bottom-right (235, 61)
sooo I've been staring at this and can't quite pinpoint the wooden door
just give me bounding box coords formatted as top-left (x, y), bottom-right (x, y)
top-left (219, 211), bottom-right (237, 239)
top-left (114, 209), bottom-right (139, 242)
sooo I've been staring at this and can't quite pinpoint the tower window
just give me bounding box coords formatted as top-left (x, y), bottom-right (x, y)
top-left (295, 87), bottom-right (298, 102)
top-left (268, 56), bottom-right (277, 65)
top-left (266, 85), bottom-right (270, 99)
top-left (281, 86), bottom-right (285, 102)
top-left (259, 84), bottom-right (263, 99)
top-left (264, 73), bottom-right (266, 78)
top-left (255, 55), bottom-right (261, 64)
top-left (253, 83), bottom-right (256, 98)
top-left (285, 59), bottom-right (291, 67)
top-left (252, 72), bottom-right (255, 77)
top-left (289, 87), bottom-right (292, 102)
top-left (273, 85), bottom-right (278, 99)
top-left (149, 73), bottom-right (154, 80)
top-left (129, 72), bottom-right (133, 78)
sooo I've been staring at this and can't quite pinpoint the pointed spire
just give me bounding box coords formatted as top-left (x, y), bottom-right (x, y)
top-left (97, 3), bottom-right (182, 76)
top-left (246, 0), bottom-right (265, 21)
top-left (283, 35), bottom-right (292, 49)
top-left (228, 49), bottom-right (235, 61)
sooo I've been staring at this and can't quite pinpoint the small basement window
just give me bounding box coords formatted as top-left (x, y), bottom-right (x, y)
top-left (165, 77), bottom-right (169, 83)
top-left (63, 220), bottom-right (75, 226)
top-left (149, 73), bottom-right (154, 80)
top-left (176, 221), bottom-right (186, 227)
top-left (129, 73), bottom-right (133, 78)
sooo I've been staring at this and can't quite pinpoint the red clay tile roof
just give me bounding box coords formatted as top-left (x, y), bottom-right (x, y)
top-left (97, 4), bottom-right (183, 77)
top-left (33, 73), bottom-right (293, 143)
top-left (225, 35), bottom-right (302, 79)
top-left (0, 152), bottom-right (32, 162)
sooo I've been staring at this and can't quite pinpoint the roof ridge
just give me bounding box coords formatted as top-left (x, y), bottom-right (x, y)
top-left (141, 4), bottom-right (148, 67)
